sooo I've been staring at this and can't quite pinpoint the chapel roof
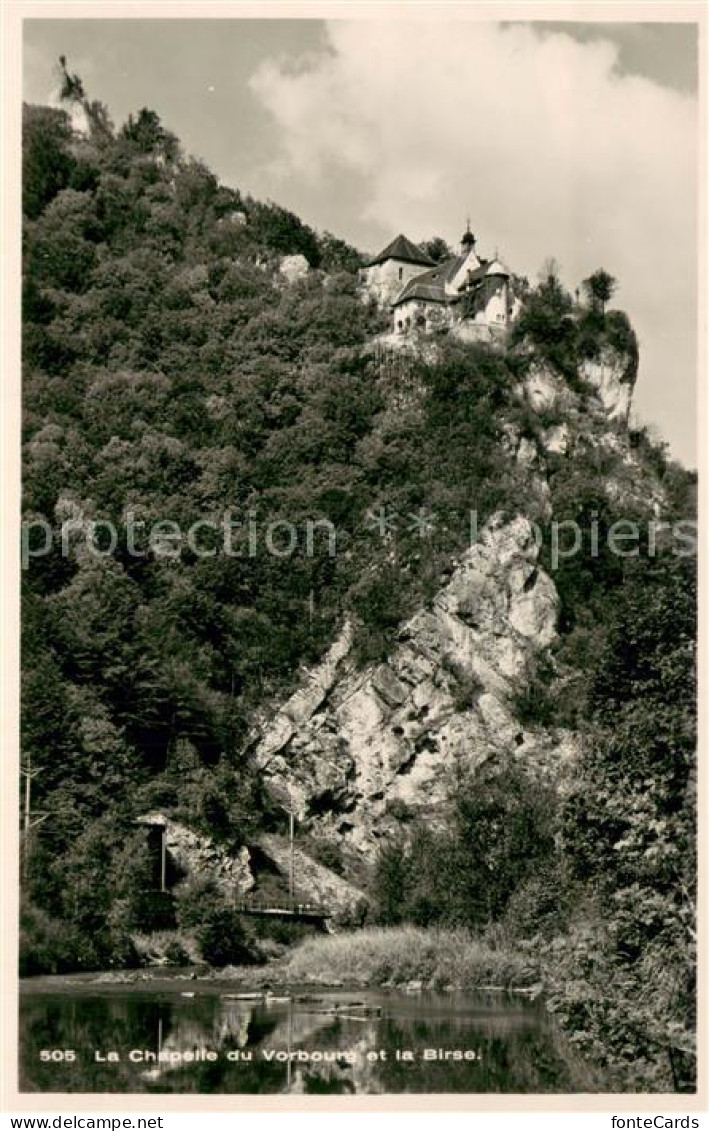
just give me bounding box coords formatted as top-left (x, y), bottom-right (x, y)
top-left (392, 255), bottom-right (466, 306)
top-left (365, 234), bottom-right (437, 269)
top-left (392, 281), bottom-right (452, 305)
top-left (466, 258), bottom-right (511, 283)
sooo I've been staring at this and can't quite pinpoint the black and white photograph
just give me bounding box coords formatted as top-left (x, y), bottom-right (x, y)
top-left (10, 5), bottom-right (702, 1103)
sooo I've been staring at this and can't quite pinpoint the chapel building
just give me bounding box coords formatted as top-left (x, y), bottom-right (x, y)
top-left (361, 227), bottom-right (521, 340)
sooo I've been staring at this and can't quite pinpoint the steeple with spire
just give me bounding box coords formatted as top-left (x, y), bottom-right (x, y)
top-left (460, 220), bottom-right (476, 255)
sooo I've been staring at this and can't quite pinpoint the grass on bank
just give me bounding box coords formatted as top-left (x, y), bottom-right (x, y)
top-left (284, 925), bottom-right (541, 989)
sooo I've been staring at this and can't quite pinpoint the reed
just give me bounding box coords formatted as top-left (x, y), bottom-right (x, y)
top-left (284, 925), bottom-right (541, 989)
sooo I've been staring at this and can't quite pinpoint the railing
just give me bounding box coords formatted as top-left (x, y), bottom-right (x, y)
top-left (235, 896), bottom-right (329, 919)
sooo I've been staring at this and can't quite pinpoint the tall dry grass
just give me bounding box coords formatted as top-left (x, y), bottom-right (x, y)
top-left (284, 925), bottom-right (541, 989)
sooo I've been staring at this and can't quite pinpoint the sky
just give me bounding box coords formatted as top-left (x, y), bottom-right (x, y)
top-left (23, 17), bottom-right (700, 466)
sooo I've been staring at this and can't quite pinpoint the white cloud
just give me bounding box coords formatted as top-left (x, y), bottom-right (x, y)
top-left (251, 20), bottom-right (698, 464)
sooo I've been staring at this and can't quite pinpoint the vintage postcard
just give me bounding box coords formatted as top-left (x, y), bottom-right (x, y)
top-left (2, 0), bottom-right (706, 1113)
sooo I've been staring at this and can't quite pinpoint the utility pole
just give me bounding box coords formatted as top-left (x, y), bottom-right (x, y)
top-left (288, 803), bottom-right (295, 912)
top-left (23, 752), bottom-right (31, 840)
top-left (160, 825), bottom-right (167, 894)
top-left (20, 754), bottom-right (45, 881)
top-left (274, 790), bottom-right (297, 911)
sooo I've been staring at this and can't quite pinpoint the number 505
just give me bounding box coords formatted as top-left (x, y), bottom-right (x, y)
top-left (40, 1049), bottom-right (76, 1062)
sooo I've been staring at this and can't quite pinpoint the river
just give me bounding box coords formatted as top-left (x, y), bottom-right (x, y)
top-left (19, 980), bottom-right (590, 1094)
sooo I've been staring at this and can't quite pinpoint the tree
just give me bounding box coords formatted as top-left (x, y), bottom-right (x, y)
top-left (511, 263), bottom-right (576, 375)
top-left (22, 105), bottom-right (75, 219)
top-left (318, 231), bottom-right (363, 273)
top-left (26, 188), bottom-right (102, 292)
top-left (420, 236), bottom-right (452, 263)
top-left (59, 55), bottom-right (85, 103)
top-left (566, 553), bottom-right (696, 898)
top-left (58, 56), bottom-right (114, 140)
top-left (582, 269), bottom-right (617, 314)
top-left (120, 108), bottom-right (178, 158)
top-left (248, 200), bottom-right (322, 266)
top-left (452, 761), bottom-right (558, 925)
top-left (373, 839), bottom-right (409, 924)
top-left (372, 761), bottom-right (558, 930)
top-left (539, 256), bottom-right (562, 285)
top-left (560, 552), bottom-right (697, 1089)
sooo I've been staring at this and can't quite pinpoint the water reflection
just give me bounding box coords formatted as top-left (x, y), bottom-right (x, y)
top-left (20, 988), bottom-right (582, 1093)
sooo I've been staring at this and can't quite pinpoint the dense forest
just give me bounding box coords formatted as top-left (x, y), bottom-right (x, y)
top-left (20, 70), bottom-right (697, 1092)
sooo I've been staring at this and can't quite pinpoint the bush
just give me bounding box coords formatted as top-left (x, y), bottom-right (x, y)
top-left (174, 876), bottom-right (254, 966)
top-left (131, 930), bottom-right (194, 966)
top-left (508, 654), bottom-right (558, 727)
top-left (604, 310), bottom-right (638, 374)
top-left (20, 903), bottom-right (81, 976)
top-left (173, 763), bottom-right (262, 850)
top-left (248, 918), bottom-right (314, 947)
top-left (300, 837), bottom-right (345, 877)
top-left (441, 654), bottom-right (483, 711)
top-left (333, 898), bottom-right (370, 930)
top-left (164, 936), bottom-right (192, 965)
top-left (174, 875), bottom-right (221, 929)
top-left (126, 890), bottom-right (176, 932)
top-left (19, 901), bottom-right (138, 975)
top-left (501, 860), bottom-right (579, 940)
top-left (373, 761), bottom-right (559, 931)
top-left (196, 907), bottom-right (252, 967)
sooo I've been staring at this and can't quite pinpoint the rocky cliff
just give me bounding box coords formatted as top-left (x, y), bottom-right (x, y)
top-left (248, 336), bottom-right (644, 868)
top-left (253, 512), bottom-right (576, 863)
top-left (135, 813), bottom-right (254, 897)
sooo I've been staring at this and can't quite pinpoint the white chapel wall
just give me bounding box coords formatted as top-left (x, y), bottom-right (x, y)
top-left (362, 259), bottom-right (426, 307)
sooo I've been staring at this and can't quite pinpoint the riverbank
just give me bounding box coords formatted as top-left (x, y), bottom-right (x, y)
top-left (18, 958), bottom-right (303, 998)
top-left (19, 926), bottom-right (542, 995)
top-left (20, 926), bottom-right (541, 996)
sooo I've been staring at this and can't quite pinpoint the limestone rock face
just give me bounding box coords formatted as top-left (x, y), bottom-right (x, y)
top-left (279, 254), bottom-right (310, 282)
top-left (542, 423), bottom-right (572, 455)
top-left (256, 622), bottom-right (354, 769)
top-left (450, 322), bottom-right (508, 348)
top-left (522, 362), bottom-right (572, 412)
top-left (216, 210), bottom-right (247, 228)
top-left (516, 436), bottom-right (539, 469)
top-left (253, 514), bottom-right (575, 861)
top-left (136, 814), bottom-right (254, 897)
top-left (580, 346), bottom-right (635, 421)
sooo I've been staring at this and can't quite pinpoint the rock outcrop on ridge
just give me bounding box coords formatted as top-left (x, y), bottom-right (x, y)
top-left (253, 513), bottom-right (576, 862)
